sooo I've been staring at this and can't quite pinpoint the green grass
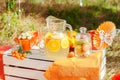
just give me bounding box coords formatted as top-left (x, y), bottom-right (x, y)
top-left (0, 2), bottom-right (120, 45)
top-left (104, 33), bottom-right (120, 80)
top-left (0, 12), bottom-right (43, 45)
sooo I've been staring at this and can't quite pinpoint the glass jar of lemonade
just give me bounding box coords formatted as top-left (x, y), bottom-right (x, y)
top-left (45, 17), bottom-right (72, 60)
top-left (45, 32), bottom-right (69, 60)
top-left (75, 27), bottom-right (91, 57)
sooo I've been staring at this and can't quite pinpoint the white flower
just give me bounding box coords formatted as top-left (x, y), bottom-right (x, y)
top-left (25, 32), bottom-right (31, 37)
top-left (27, 36), bottom-right (32, 40)
top-left (18, 32), bottom-right (33, 40)
top-left (22, 35), bottom-right (26, 39)
top-left (18, 35), bottom-right (22, 39)
top-left (21, 33), bottom-right (25, 37)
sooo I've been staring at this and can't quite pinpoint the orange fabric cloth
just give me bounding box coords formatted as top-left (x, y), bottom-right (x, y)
top-left (44, 51), bottom-right (103, 80)
top-left (0, 45), bottom-right (13, 80)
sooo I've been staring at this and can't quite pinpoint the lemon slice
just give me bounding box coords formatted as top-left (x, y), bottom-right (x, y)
top-left (61, 38), bottom-right (69, 49)
top-left (47, 39), bottom-right (60, 52)
top-left (45, 32), bottom-right (53, 38)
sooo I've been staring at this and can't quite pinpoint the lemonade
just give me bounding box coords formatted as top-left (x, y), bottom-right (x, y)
top-left (45, 32), bottom-right (69, 60)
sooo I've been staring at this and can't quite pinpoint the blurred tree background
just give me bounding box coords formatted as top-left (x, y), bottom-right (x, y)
top-left (0, 0), bottom-right (120, 30)
top-left (0, 0), bottom-right (120, 44)
top-left (22, 0), bottom-right (120, 29)
top-left (21, 0), bottom-right (120, 30)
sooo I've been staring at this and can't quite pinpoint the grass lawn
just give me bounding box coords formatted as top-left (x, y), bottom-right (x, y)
top-left (104, 33), bottom-right (120, 79)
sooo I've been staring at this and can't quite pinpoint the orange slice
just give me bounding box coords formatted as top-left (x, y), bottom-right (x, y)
top-left (61, 38), bottom-right (69, 49)
top-left (97, 21), bottom-right (116, 33)
top-left (46, 39), bottom-right (60, 52)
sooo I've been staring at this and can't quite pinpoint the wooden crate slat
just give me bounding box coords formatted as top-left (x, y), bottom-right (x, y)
top-left (4, 66), bottom-right (46, 80)
top-left (4, 48), bottom-right (54, 61)
top-left (100, 66), bottom-right (106, 80)
top-left (101, 57), bottom-right (106, 71)
top-left (3, 55), bottom-right (52, 70)
top-left (5, 76), bottom-right (27, 80)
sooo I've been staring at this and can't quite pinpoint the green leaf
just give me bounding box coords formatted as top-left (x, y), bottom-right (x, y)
top-left (26, 51), bottom-right (32, 54)
top-left (18, 46), bottom-right (24, 53)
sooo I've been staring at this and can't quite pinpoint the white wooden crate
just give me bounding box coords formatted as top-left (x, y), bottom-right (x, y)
top-left (3, 48), bottom-right (106, 80)
top-left (3, 48), bottom-right (53, 80)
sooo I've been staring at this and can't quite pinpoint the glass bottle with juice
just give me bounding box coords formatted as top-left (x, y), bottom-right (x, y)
top-left (75, 27), bottom-right (91, 57)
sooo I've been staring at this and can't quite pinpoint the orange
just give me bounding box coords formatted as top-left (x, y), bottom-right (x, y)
top-left (19, 53), bottom-right (23, 57)
top-left (11, 50), bottom-right (18, 57)
top-left (20, 56), bottom-right (25, 60)
top-left (67, 52), bottom-right (75, 58)
top-left (15, 54), bottom-right (20, 59)
top-left (12, 53), bottom-right (16, 57)
top-left (14, 50), bottom-right (18, 54)
top-left (46, 39), bottom-right (60, 52)
top-left (61, 38), bottom-right (69, 49)
top-left (22, 53), bottom-right (27, 58)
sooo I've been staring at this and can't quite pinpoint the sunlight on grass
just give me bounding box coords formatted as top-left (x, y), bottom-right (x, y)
top-left (0, 12), bottom-right (45, 45)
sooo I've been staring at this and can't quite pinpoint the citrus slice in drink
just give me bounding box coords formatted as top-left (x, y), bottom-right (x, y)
top-left (45, 32), bottom-right (53, 38)
top-left (75, 45), bottom-right (82, 56)
top-left (47, 39), bottom-right (60, 52)
top-left (61, 38), bottom-right (69, 49)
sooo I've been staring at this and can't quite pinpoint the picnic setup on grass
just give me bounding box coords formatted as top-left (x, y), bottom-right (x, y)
top-left (0, 0), bottom-right (120, 80)
top-left (0, 14), bottom-right (119, 80)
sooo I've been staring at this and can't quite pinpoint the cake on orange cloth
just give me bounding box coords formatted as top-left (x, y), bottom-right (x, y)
top-left (44, 51), bottom-right (103, 80)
